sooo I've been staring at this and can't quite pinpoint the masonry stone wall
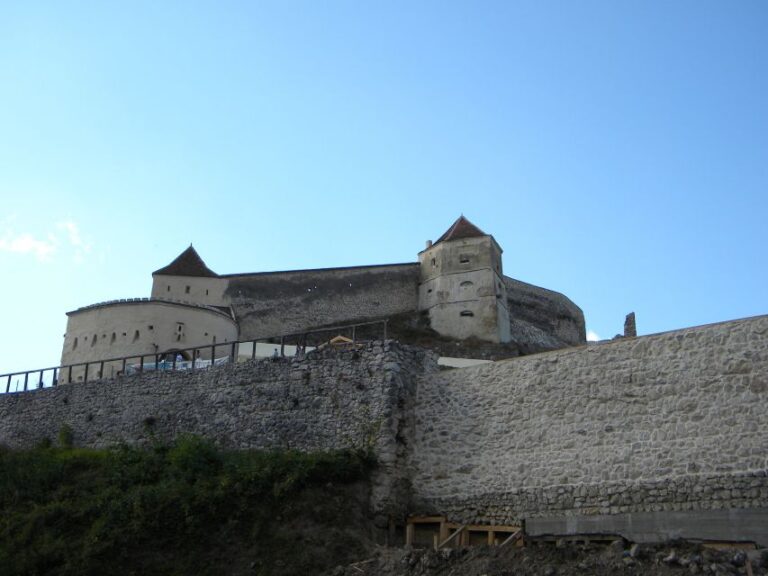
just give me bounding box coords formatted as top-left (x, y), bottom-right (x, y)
top-left (3, 316), bottom-right (767, 541)
top-left (0, 342), bottom-right (436, 517)
top-left (224, 264), bottom-right (421, 339)
top-left (409, 315), bottom-right (768, 527)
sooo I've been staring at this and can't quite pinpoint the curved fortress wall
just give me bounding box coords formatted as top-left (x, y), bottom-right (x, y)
top-left (61, 300), bottom-right (238, 382)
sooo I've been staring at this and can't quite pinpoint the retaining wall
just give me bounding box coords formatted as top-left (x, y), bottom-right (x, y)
top-left (0, 341), bottom-right (435, 518)
top-left (409, 315), bottom-right (768, 543)
top-left (2, 315), bottom-right (767, 543)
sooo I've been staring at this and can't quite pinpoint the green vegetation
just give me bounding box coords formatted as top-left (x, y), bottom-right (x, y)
top-left (0, 437), bottom-right (375, 576)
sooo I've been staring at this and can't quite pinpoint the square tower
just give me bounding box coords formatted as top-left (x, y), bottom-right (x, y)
top-left (418, 217), bottom-right (510, 343)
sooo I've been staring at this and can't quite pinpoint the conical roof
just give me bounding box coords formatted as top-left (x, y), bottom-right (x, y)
top-left (152, 245), bottom-right (218, 277)
top-left (433, 216), bottom-right (487, 245)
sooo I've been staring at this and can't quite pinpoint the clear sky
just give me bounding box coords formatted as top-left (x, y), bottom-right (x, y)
top-left (1, 1), bottom-right (766, 376)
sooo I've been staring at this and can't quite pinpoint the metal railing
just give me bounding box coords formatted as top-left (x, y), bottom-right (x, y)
top-left (1, 319), bottom-right (388, 394)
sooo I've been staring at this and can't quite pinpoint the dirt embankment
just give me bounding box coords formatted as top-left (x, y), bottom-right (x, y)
top-left (328, 540), bottom-right (768, 576)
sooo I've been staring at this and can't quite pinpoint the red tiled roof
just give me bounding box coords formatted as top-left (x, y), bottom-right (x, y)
top-left (152, 246), bottom-right (218, 277)
top-left (433, 216), bottom-right (487, 245)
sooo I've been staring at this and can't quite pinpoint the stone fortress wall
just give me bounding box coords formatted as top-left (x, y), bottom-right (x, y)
top-left (0, 341), bottom-right (433, 518)
top-left (409, 314), bottom-right (768, 544)
top-left (59, 299), bottom-right (239, 383)
top-left (5, 315), bottom-right (766, 543)
top-left (223, 263), bottom-right (421, 340)
top-left (59, 218), bottom-right (587, 370)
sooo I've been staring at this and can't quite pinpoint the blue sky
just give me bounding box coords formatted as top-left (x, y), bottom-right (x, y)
top-left (0, 1), bottom-right (766, 375)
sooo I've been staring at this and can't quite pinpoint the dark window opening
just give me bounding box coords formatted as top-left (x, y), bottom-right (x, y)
top-left (460, 281), bottom-right (474, 288)
top-left (185, 286), bottom-right (191, 294)
top-left (148, 325), bottom-right (154, 330)
top-left (460, 311), bottom-right (474, 317)
top-left (133, 330), bottom-right (140, 342)
top-left (73, 337), bottom-right (78, 350)
top-left (91, 334), bottom-right (97, 346)
top-left (111, 333), bottom-right (116, 344)
top-left (205, 289), bottom-right (209, 295)
top-left (167, 285), bottom-right (170, 292)
top-left (459, 255), bottom-right (470, 264)
top-left (431, 258), bottom-right (436, 267)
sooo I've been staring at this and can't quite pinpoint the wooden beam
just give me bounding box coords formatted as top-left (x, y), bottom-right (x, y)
top-left (499, 530), bottom-right (522, 548)
top-left (439, 519), bottom-right (449, 544)
top-left (407, 515), bottom-right (446, 524)
top-left (437, 525), bottom-right (467, 549)
top-left (405, 523), bottom-right (415, 547)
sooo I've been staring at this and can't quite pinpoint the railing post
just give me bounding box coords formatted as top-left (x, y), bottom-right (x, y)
top-left (84, 363), bottom-right (89, 382)
top-left (68, 365), bottom-right (73, 384)
top-left (191, 349), bottom-right (196, 372)
top-left (38, 370), bottom-right (44, 389)
top-left (172, 354), bottom-right (177, 371)
top-left (280, 336), bottom-right (285, 357)
top-left (139, 356), bottom-right (144, 374)
top-left (230, 342), bottom-right (236, 364)
top-left (251, 340), bottom-right (257, 360)
top-left (52, 368), bottom-right (58, 387)
top-left (122, 357), bottom-right (126, 376)
top-left (99, 361), bottom-right (105, 380)
top-left (23, 372), bottom-right (29, 391)
top-left (5, 375), bottom-right (10, 393)
top-left (211, 344), bottom-right (216, 366)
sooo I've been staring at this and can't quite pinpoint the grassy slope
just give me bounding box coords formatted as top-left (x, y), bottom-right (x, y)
top-left (0, 437), bottom-right (375, 576)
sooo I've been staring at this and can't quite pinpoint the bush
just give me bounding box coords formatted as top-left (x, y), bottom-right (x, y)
top-left (0, 438), bottom-right (374, 576)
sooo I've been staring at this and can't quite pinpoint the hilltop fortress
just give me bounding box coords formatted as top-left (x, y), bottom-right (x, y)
top-left (0, 216), bottom-right (765, 547)
top-left (59, 217), bottom-right (585, 379)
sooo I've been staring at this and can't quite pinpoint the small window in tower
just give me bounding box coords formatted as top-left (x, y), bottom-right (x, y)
top-left (73, 337), bottom-right (78, 350)
top-left (111, 332), bottom-right (116, 344)
top-left (431, 258), bottom-right (436, 267)
top-left (460, 281), bottom-right (474, 289)
top-left (167, 285), bottom-right (171, 292)
top-left (427, 288), bottom-right (433, 294)
top-left (148, 325), bottom-right (154, 330)
top-left (91, 334), bottom-right (97, 346)
top-left (133, 330), bottom-right (140, 342)
top-left (185, 286), bottom-right (191, 294)
top-left (460, 310), bottom-right (474, 317)
top-left (206, 289), bottom-right (209, 295)
top-left (459, 254), bottom-right (470, 264)
top-left (212, 335), bottom-right (217, 344)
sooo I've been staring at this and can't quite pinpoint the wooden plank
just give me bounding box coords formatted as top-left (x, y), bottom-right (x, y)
top-left (407, 515), bottom-right (446, 524)
top-left (499, 530), bottom-right (522, 548)
top-left (405, 523), bottom-right (415, 547)
top-left (460, 529), bottom-right (470, 547)
top-left (445, 522), bottom-right (521, 533)
top-left (437, 525), bottom-right (467, 549)
top-left (439, 520), bottom-right (449, 544)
